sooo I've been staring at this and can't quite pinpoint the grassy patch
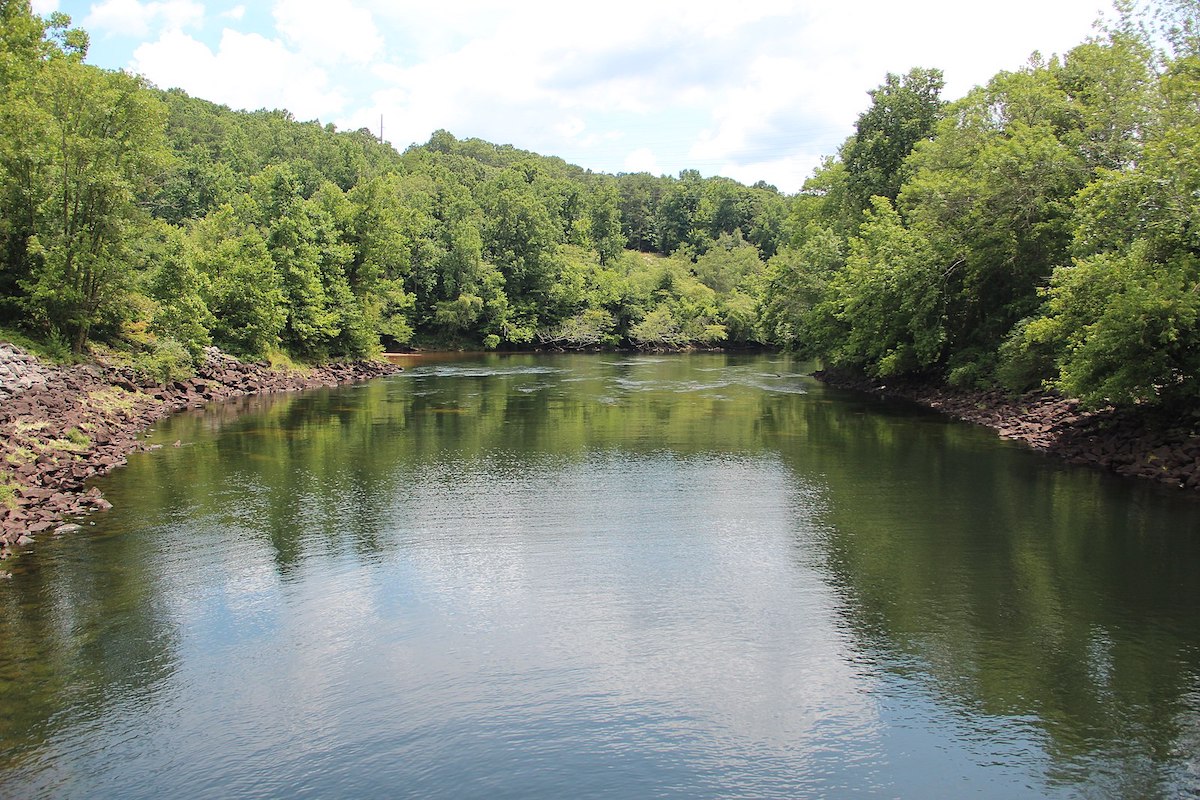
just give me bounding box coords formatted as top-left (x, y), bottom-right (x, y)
top-left (5, 447), bottom-right (35, 465)
top-left (14, 420), bottom-right (49, 435)
top-left (267, 350), bottom-right (312, 375)
top-left (0, 327), bottom-right (74, 364)
top-left (87, 387), bottom-right (142, 413)
top-left (0, 472), bottom-right (17, 510)
top-left (44, 428), bottom-right (93, 454)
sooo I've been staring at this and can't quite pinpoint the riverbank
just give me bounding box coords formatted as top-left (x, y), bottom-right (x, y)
top-left (0, 344), bottom-right (402, 563)
top-left (815, 369), bottom-right (1200, 492)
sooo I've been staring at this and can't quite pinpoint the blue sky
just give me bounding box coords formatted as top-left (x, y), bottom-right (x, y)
top-left (35, 0), bottom-right (1114, 192)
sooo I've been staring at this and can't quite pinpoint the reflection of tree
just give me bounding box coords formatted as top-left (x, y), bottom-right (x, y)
top-left (0, 518), bottom-right (181, 773)
top-left (765, 385), bottom-right (1200, 795)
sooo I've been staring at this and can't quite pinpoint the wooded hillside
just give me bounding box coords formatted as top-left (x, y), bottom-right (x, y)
top-left (2, 0), bottom-right (1198, 415)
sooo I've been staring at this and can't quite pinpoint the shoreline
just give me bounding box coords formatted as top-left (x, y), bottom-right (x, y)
top-left (814, 369), bottom-right (1200, 493)
top-left (0, 345), bottom-right (402, 563)
top-left (5, 349), bottom-right (1196, 564)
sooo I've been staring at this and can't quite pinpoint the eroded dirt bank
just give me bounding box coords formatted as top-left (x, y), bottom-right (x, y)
top-left (0, 344), bottom-right (401, 562)
top-left (815, 369), bottom-right (1200, 492)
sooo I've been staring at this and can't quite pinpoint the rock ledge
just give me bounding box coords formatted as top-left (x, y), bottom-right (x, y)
top-left (0, 343), bottom-right (401, 561)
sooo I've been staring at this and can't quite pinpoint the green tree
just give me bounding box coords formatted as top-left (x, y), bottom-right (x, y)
top-left (824, 197), bottom-right (944, 376)
top-left (899, 63), bottom-right (1087, 382)
top-left (1011, 38), bottom-right (1200, 409)
top-left (189, 205), bottom-right (286, 357)
top-left (586, 177), bottom-right (625, 264)
top-left (22, 52), bottom-right (168, 352)
top-left (842, 67), bottom-right (945, 213)
top-left (691, 232), bottom-right (764, 295)
top-left (142, 221), bottom-right (215, 359)
top-left (758, 225), bottom-right (845, 351)
top-left (654, 170), bottom-right (703, 255)
top-left (616, 172), bottom-right (662, 251)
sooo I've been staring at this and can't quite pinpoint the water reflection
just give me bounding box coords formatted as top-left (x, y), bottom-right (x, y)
top-left (0, 353), bottom-right (1198, 798)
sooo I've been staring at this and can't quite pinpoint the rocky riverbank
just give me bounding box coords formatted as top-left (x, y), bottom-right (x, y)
top-left (815, 369), bottom-right (1200, 492)
top-left (0, 344), bottom-right (402, 563)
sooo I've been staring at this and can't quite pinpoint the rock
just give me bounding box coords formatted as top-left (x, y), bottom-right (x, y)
top-left (54, 523), bottom-right (83, 534)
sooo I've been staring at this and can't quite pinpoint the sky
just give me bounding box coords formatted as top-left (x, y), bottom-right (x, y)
top-left (33, 0), bottom-right (1116, 193)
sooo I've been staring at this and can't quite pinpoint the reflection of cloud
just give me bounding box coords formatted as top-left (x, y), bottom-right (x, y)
top-left (389, 452), bottom-right (880, 752)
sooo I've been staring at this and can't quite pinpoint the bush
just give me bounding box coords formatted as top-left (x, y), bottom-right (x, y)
top-left (132, 337), bottom-right (195, 384)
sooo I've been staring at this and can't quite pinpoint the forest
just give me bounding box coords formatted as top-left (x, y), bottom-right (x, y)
top-left (1, 0), bottom-right (1198, 415)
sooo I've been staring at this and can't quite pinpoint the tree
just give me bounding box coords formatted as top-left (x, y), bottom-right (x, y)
top-left (142, 221), bottom-right (215, 359)
top-left (22, 51), bottom-right (168, 352)
top-left (654, 170), bottom-right (703, 255)
top-left (757, 225), bottom-right (845, 351)
top-left (823, 197), bottom-right (944, 376)
top-left (1009, 37), bottom-right (1200, 409)
top-left (631, 305), bottom-right (688, 349)
top-left (691, 232), bottom-right (763, 295)
top-left (842, 67), bottom-right (945, 213)
top-left (898, 63), bottom-right (1087, 382)
top-left (616, 172), bottom-right (662, 251)
top-left (586, 177), bottom-right (625, 265)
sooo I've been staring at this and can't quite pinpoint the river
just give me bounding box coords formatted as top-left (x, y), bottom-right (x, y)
top-left (1, 353), bottom-right (1198, 798)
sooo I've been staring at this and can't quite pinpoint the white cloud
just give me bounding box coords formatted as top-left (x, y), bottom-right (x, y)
top-left (131, 28), bottom-right (345, 120)
top-left (345, 0), bottom-right (1101, 190)
top-left (273, 0), bottom-right (383, 65)
top-left (31, 0), bottom-right (59, 13)
top-left (84, 0), bottom-right (203, 37)
top-left (66, 0), bottom-right (1108, 191)
top-left (624, 147), bottom-right (662, 176)
top-left (553, 116), bottom-right (586, 140)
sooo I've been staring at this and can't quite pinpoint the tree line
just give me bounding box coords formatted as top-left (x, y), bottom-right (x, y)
top-left (0, 0), bottom-right (784, 368)
top-left (761, 1), bottom-right (1200, 414)
top-left (1, 0), bottom-right (1198, 414)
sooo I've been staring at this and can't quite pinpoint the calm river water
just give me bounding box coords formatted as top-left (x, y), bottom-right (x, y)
top-left (2, 353), bottom-right (1199, 798)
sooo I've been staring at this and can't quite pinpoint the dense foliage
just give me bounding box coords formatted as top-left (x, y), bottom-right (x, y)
top-left (2, 0), bottom-right (1199, 414)
top-left (0, 0), bottom-right (785, 366)
top-left (760, 1), bottom-right (1200, 414)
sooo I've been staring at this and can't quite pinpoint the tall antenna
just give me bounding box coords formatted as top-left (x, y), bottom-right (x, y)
top-left (379, 115), bottom-right (384, 145)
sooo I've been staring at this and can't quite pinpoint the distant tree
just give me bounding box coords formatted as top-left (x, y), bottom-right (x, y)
top-left (654, 170), bottom-right (703, 255)
top-left (616, 172), bottom-right (662, 251)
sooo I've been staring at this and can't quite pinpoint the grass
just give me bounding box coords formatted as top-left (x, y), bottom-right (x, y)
top-left (0, 326), bottom-right (74, 364)
top-left (42, 428), bottom-right (92, 454)
top-left (267, 350), bottom-right (313, 375)
top-left (87, 387), bottom-right (141, 413)
top-left (65, 428), bottom-right (90, 447)
top-left (5, 447), bottom-right (35, 465)
top-left (0, 472), bottom-right (17, 510)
